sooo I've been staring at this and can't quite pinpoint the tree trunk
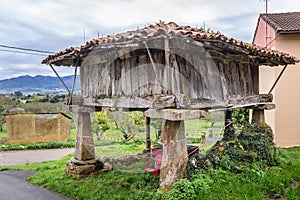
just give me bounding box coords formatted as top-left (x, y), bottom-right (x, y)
top-left (159, 120), bottom-right (188, 189)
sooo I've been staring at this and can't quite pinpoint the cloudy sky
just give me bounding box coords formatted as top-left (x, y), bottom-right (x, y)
top-left (0, 0), bottom-right (299, 80)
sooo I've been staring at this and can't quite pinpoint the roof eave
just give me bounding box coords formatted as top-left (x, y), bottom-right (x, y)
top-left (277, 30), bottom-right (300, 34)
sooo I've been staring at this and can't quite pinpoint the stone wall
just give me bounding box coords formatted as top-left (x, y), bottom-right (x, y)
top-left (6, 113), bottom-right (71, 144)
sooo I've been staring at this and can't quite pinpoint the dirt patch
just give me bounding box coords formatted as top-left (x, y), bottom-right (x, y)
top-left (266, 192), bottom-right (285, 200)
top-left (291, 179), bottom-right (299, 189)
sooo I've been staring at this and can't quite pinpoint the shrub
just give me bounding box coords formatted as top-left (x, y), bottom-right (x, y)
top-left (189, 122), bottom-right (278, 174)
top-left (95, 110), bottom-right (111, 133)
top-left (129, 111), bottom-right (145, 126)
top-left (165, 178), bottom-right (196, 200)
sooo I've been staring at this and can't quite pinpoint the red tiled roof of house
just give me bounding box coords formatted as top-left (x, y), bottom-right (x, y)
top-left (260, 12), bottom-right (300, 33)
top-left (42, 22), bottom-right (299, 66)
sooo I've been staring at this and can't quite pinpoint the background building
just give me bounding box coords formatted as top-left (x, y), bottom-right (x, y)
top-left (253, 12), bottom-right (300, 147)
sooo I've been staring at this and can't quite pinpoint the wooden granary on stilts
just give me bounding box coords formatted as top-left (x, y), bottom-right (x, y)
top-left (42, 22), bottom-right (298, 189)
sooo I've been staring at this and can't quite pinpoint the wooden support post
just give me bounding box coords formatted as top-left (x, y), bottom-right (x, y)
top-left (74, 109), bottom-right (95, 161)
top-left (251, 109), bottom-right (265, 125)
top-left (224, 110), bottom-right (234, 140)
top-left (144, 117), bottom-right (151, 152)
top-left (159, 120), bottom-right (188, 189)
top-left (224, 110), bottom-right (233, 129)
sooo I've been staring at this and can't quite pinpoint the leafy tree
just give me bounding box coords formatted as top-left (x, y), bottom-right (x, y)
top-left (151, 118), bottom-right (163, 140)
top-left (0, 95), bottom-right (20, 131)
top-left (129, 111), bottom-right (145, 126)
top-left (91, 110), bottom-right (112, 140)
top-left (107, 111), bottom-right (137, 140)
top-left (14, 91), bottom-right (23, 97)
top-left (205, 111), bottom-right (224, 127)
top-left (95, 110), bottom-right (111, 133)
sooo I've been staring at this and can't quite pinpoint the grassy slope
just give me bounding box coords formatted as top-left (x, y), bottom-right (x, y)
top-left (0, 147), bottom-right (299, 200)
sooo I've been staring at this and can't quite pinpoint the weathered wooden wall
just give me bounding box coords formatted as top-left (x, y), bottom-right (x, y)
top-left (80, 39), bottom-right (259, 109)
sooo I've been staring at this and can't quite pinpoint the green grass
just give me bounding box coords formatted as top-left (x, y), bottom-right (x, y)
top-left (94, 140), bottom-right (146, 158)
top-left (0, 124), bottom-right (6, 138)
top-left (0, 147), bottom-right (299, 200)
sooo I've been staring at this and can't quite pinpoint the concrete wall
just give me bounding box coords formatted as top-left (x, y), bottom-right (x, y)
top-left (253, 18), bottom-right (276, 48)
top-left (255, 16), bottom-right (300, 147)
top-left (272, 34), bottom-right (300, 147)
top-left (6, 113), bottom-right (71, 144)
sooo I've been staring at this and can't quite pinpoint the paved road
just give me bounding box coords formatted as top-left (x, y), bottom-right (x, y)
top-left (0, 170), bottom-right (74, 200)
top-left (0, 149), bottom-right (75, 200)
top-left (0, 148), bottom-right (74, 166)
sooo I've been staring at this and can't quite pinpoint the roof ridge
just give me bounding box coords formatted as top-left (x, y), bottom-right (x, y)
top-left (259, 12), bottom-right (300, 32)
top-left (41, 21), bottom-right (299, 66)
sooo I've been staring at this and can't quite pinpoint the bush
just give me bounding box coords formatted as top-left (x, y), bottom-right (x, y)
top-left (129, 111), bottom-right (145, 126)
top-left (165, 179), bottom-right (196, 200)
top-left (189, 122), bottom-right (278, 174)
top-left (95, 111), bottom-right (111, 133)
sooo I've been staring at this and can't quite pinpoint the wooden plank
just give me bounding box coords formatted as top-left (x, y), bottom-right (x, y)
top-left (145, 109), bottom-right (206, 121)
top-left (217, 61), bottom-right (228, 100)
top-left (110, 61), bottom-right (116, 96)
top-left (84, 96), bottom-right (152, 108)
top-left (251, 62), bottom-right (259, 94)
top-left (137, 55), bottom-right (149, 97)
top-left (80, 65), bottom-right (86, 97)
top-left (130, 61), bottom-right (139, 97)
top-left (114, 58), bottom-right (122, 96)
top-left (120, 59), bottom-right (127, 96)
top-left (229, 61), bottom-right (241, 99)
top-left (237, 63), bottom-right (246, 97)
top-left (170, 54), bottom-right (181, 95)
top-left (227, 94), bottom-right (273, 105)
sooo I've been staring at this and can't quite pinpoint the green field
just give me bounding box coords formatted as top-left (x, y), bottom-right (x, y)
top-left (0, 112), bottom-right (299, 199)
top-left (0, 146), bottom-right (299, 200)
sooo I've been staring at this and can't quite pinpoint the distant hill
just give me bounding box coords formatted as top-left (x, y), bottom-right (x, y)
top-left (0, 75), bottom-right (80, 94)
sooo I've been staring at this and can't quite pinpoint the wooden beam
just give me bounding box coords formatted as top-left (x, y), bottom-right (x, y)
top-left (208, 103), bottom-right (275, 112)
top-left (84, 97), bottom-right (153, 109)
top-left (227, 94), bottom-right (273, 105)
top-left (145, 109), bottom-right (206, 121)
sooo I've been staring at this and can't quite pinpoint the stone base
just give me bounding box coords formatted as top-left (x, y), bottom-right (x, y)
top-left (65, 157), bottom-right (111, 179)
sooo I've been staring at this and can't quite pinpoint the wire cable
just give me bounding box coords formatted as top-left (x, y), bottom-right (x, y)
top-left (0, 44), bottom-right (55, 54)
top-left (0, 48), bottom-right (46, 56)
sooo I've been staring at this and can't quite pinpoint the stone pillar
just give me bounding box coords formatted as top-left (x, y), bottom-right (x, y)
top-left (251, 109), bottom-right (265, 125)
top-left (65, 107), bottom-right (104, 178)
top-left (74, 111), bottom-right (95, 160)
top-left (144, 109), bottom-right (206, 189)
top-left (144, 117), bottom-right (151, 152)
top-left (159, 120), bottom-right (188, 190)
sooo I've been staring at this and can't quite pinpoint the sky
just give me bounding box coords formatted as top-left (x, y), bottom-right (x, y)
top-left (0, 0), bottom-right (299, 81)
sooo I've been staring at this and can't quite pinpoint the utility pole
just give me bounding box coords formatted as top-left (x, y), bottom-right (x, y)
top-left (260, 0), bottom-right (270, 47)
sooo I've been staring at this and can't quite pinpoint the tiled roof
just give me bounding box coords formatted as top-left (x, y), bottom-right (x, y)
top-left (42, 22), bottom-right (299, 66)
top-left (260, 12), bottom-right (300, 33)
